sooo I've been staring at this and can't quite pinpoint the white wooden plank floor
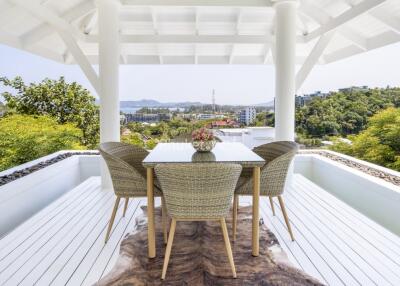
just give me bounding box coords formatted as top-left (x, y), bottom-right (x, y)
top-left (0, 175), bottom-right (399, 286)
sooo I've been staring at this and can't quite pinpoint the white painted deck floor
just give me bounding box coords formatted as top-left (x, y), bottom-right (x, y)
top-left (1, 175), bottom-right (400, 286)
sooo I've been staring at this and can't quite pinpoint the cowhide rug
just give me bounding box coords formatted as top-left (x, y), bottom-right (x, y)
top-left (97, 206), bottom-right (324, 286)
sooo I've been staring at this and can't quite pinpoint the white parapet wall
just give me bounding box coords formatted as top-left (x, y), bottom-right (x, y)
top-left (0, 151), bottom-right (100, 237)
top-left (295, 152), bottom-right (400, 236)
top-left (216, 127), bottom-right (275, 149)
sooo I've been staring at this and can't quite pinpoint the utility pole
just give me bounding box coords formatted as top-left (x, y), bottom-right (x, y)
top-left (212, 89), bottom-right (216, 113)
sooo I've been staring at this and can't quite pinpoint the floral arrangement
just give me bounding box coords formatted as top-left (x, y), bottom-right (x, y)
top-left (192, 128), bottom-right (214, 142)
top-left (191, 128), bottom-right (216, 152)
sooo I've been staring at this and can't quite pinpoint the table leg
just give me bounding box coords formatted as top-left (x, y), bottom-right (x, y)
top-left (252, 166), bottom-right (260, 256)
top-left (147, 167), bottom-right (156, 258)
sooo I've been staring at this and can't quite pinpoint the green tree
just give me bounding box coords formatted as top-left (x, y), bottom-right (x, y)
top-left (126, 122), bottom-right (145, 133)
top-left (145, 138), bottom-right (158, 149)
top-left (0, 115), bottom-right (84, 171)
top-left (295, 87), bottom-right (400, 138)
top-left (0, 76), bottom-right (99, 147)
top-left (121, 133), bottom-right (159, 150)
top-left (331, 107), bottom-right (400, 171)
top-left (121, 132), bottom-right (145, 148)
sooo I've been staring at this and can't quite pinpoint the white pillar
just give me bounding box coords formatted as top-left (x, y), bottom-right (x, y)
top-left (98, 0), bottom-right (120, 189)
top-left (274, 0), bottom-right (297, 141)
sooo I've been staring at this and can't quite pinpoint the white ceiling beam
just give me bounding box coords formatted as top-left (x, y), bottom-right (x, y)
top-left (149, 8), bottom-right (163, 64)
top-left (367, 31), bottom-right (400, 50)
top-left (323, 45), bottom-right (365, 63)
top-left (236, 9), bottom-right (242, 33)
top-left (120, 54), bottom-right (128, 64)
top-left (83, 11), bottom-right (98, 35)
top-left (87, 34), bottom-right (273, 44)
top-left (303, 0), bottom-right (387, 42)
top-left (57, 30), bottom-right (100, 94)
top-left (0, 28), bottom-right (63, 62)
top-left (150, 7), bottom-right (158, 34)
top-left (300, 2), bottom-right (369, 49)
top-left (323, 30), bottom-right (400, 63)
top-left (369, 8), bottom-right (400, 34)
top-left (0, 6), bottom-right (22, 26)
top-left (121, 0), bottom-right (272, 7)
top-left (297, 13), bottom-right (309, 36)
top-left (21, 1), bottom-right (95, 47)
top-left (11, 0), bottom-right (89, 42)
top-left (194, 8), bottom-right (199, 35)
top-left (270, 41), bottom-right (276, 65)
top-left (337, 26), bottom-right (367, 50)
top-left (296, 31), bottom-right (335, 91)
top-left (63, 51), bottom-right (74, 64)
top-left (194, 44), bottom-right (198, 64)
top-left (229, 45), bottom-right (235, 64)
top-left (0, 30), bottom-right (22, 49)
top-left (229, 9), bottom-right (242, 65)
top-left (263, 45), bottom-right (271, 64)
top-left (343, 0), bottom-right (400, 34)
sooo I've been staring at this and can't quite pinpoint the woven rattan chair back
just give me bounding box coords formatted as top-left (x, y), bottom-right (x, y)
top-left (255, 141), bottom-right (298, 197)
top-left (99, 142), bottom-right (149, 197)
top-left (155, 163), bottom-right (242, 220)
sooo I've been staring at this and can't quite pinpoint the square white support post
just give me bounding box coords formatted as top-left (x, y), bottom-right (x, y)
top-left (98, 0), bottom-right (120, 190)
top-left (274, 0), bottom-right (298, 187)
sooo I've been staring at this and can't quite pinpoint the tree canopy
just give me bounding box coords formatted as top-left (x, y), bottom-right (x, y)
top-left (296, 87), bottom-right (400, 137)
top-left (330, 107), bottom-right (400, 171)
top-left (0, 76), bottom-right (99, 147)
top-left (0, 115), bottom-right (84, 171)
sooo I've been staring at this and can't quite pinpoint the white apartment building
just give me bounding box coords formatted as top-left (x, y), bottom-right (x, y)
top-left (239, 107), bottom-right (256, 125)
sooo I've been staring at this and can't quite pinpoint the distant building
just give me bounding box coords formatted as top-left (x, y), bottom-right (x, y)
top-left (208, 119), bottom-right (240, 129)
top-left (120, 114), bottom-right (126, 124)
top-left (295, 91), bottom-right (329, 107)
top-left (295, 95), bottom-right (311, 107)
top-left (239, 107), bottom-right (256, 126)
top-left (197, 114), bottom-right (217, 120)
top-left (178, 113), bottom-right (196, 120)
top-left (125, 113), bottom-right (171, 123)
top-left (339, 86), bottom-right (369, 93)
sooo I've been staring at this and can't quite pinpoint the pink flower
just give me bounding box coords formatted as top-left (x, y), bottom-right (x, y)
top-left (192, 128), bottom-right (214, 142)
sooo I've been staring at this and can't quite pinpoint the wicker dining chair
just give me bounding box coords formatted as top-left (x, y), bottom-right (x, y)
top-left (232, 141), bottom-right (298, 241)
top-left (155, 163), bottom-right (242, 280)
top-left (99, 142), bottom-right (167, 244)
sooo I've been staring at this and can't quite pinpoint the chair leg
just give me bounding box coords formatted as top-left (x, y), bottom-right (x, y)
top-left (161, 196), bottom-right (168, 244)
top-left (220, 218), bottom-right (237, 278)
top-left (278, 195), bottom-right (294, 241)
top-left (123, 197), bottom-right (129, 217)
top-left (162, 218), bottom-right (177, 280)
top-left (269, 196), bottom-right (276, 216)
top-left (105, 197), bottom-right (121, 244)
top-left (232, 195), bottom-right (238, 241)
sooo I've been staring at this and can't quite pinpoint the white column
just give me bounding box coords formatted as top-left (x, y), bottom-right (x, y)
top-left (98, 0), bottom-right (120, 189)
top-left (274, 0), bottom-right (297, 141)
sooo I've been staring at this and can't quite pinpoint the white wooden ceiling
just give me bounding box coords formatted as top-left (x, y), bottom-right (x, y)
top-left (0, 0), bottom-right (399, 65)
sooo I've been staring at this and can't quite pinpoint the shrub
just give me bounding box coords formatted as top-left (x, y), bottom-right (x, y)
top-left (0, 115), bottom-right (84, 171)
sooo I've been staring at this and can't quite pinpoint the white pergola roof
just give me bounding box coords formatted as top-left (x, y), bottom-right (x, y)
top-left (1, 0), bottom-right (400, 66)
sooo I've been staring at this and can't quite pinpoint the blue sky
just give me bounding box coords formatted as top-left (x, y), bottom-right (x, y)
top-left (1, 42), bottom-right (400, 105)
